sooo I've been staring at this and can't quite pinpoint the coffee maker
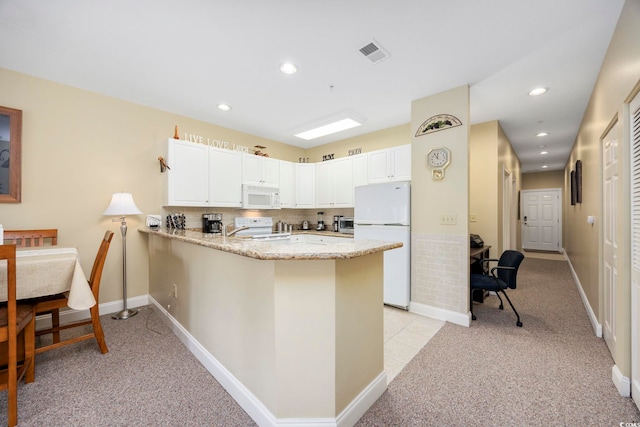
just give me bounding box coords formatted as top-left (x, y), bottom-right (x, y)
top-left (202, 213), bottom-right (223, 234)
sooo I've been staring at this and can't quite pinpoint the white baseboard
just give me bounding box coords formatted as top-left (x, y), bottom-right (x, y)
top-left (148, 296), bottom-right (387, 427)
top-left (564, 253), bottom-right (602, 337)
top-left (409, 300), bottom-right (470, 327)
top-left (35, 295), bottom-right (150, 330)
top-left (612, 365), bottom-right (631, 397)
top-left (564, 254), bottom-right (634, 398)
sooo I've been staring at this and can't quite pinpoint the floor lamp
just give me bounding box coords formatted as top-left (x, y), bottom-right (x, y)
top-left (103, 192), bottom-right (142, 320)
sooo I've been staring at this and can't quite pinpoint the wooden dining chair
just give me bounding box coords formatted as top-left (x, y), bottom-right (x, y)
top-left (3, 229), bottom-right (58, 248)
top-left (31, 230), bottom-right (114, 354)
top-left (0, 244), bottom-right (36, 427)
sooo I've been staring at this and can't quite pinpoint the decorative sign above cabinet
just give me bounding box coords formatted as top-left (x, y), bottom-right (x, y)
top-left (322, 153), bottom-right (335, 161)
top-left (348, 148), bottom-right (362, 156)
top-left (182, 132), bottom-right (249, 152)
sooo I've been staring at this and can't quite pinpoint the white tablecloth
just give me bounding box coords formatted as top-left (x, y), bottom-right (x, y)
top-left (0, 246), bottom-right (96, 310)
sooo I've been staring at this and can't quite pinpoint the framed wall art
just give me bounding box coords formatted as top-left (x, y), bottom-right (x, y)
top-left (0, 105), bottom-right (22, 203)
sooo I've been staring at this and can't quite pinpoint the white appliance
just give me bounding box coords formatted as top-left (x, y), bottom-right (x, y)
top-left (242, 185), bottom-right (281, 209)
top-left (232, 217), bottom-right (291, 240)
top-left (354, 181), bottom-right (410, 309)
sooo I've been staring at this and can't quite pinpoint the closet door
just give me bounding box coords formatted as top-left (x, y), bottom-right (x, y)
top-left (630, 92), bottom-right (640, 409)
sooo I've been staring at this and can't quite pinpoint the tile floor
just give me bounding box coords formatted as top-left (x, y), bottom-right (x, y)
top-left (383, 306), bottom-right (445, 383)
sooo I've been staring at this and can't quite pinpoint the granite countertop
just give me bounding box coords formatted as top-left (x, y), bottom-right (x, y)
top-left (139, 228), bottom-right (401, 261)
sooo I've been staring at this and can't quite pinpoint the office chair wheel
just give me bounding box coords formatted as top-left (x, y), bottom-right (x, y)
top-left (516, 321), bottom-right (522, 327)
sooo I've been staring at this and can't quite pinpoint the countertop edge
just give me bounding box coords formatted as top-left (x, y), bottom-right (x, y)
top-left (138, 228), bottom-right (401, 260)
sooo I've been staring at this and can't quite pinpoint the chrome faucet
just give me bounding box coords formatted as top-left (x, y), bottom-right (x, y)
top-left (224, 224), bottom-right (249, 237)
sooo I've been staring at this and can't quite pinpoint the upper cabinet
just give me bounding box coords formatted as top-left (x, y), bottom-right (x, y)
top-left (242, 153), bottom-right (280, 187)
top-left (209, 146), bottom-right (243, 207)
top-left (164, 139), bottom-right (209, 206)
top-left (164, 139), bottom-right (410, 208)
top-left (279, 160), bottom-right (296, 208)
top-left (367, 144), bottom-right (411, 183)
top-left (315, 157), bottom-right (354, 208)
top-left (352, 153), bottom-right (368, 189)
top-left (163, 139), bottom-right (242, 207)
top-left (295, 163), bottom-right (315, 208)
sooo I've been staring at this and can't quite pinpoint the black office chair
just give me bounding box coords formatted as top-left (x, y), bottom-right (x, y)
top-left (470, 250), bottom-right (525, 327)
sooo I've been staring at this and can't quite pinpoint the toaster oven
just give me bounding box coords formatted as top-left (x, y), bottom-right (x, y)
top-left (338, 216), bottom-right (354, 234)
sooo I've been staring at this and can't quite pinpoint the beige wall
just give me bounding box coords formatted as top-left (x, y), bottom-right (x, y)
top-left (497, 123), bottom-right (522, 252)
top-left (0, 67), bottom-right (304, 305)
top-left (469, 121), bottom-right (500, 254)
top-left (564, 0), bottom-right (640, 378)
top-left (469, 121), bottom-right (522, 256)
top-left (522, 170), bottom-right (564, 190)
top-left (410, 86), bottom-right (470, 316)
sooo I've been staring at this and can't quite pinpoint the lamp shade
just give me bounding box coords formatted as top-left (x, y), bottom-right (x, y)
top-left (103, 192), bottom-right (142, 216)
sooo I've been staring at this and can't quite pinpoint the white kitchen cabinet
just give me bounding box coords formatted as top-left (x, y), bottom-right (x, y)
top-left (164, 139), bottom-right (209, 206)
top-left (352, 153), bottom-right (368, 189)
top-left (295, 163), bottom-right (315, 208)
top-left (279, 160), bottom-right (296, 208)
top-left (163, 139), bottom-right (242, 207)
top-left (242, 153), bottom-right (280, 187)
top-left (315, 157), bottom-right (354, 208)
top-left (209, 146), bottom-right (242, 207)
top-left (367, 144), bottom-right (411, 183)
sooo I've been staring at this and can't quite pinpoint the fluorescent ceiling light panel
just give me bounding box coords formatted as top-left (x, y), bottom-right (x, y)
top-left (294, 111), bottom-right (365, 140)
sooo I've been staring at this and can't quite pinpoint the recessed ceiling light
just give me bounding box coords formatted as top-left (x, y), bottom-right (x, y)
top-left (541, 165), bottom-right (549, 169)
top-left (294, 110), bottom-right (366, 140)
top-left (280, 63), bottom-right (298, 75)
top-left (529, 87), bottom-right (548, 96)
top-left (217, 104), bottom-right (231, 112)
top-left (536, 132), bottom-right (550, 137)
top-left (540, 150), bottom-right (549, 155)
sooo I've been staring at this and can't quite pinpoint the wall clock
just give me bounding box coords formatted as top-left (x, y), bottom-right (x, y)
top-left (425, 147), bottom-right (451, 180)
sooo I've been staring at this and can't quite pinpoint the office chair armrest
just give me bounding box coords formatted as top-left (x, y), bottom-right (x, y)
top-left (490, 265), bottom-right (515, 277)
top-left (477, 257), bottom-right (499, 266)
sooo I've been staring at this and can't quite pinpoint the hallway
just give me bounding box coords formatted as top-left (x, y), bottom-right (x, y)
top-left (358, 252), bottom-right (640, 426)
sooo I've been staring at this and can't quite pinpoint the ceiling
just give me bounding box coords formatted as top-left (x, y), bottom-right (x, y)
top-left (0, 0), bottom-right (625, 172)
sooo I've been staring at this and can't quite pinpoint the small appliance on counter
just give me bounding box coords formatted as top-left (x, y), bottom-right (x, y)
top-left (302, 220), bottom-right (310, 230)
top-left (203, 213), bottom-right (223, 234)
top-left (338, 216), bottom-right (354, 234)
top-left (333, 215), bottom-right (341, 232)
top-left (316, 212), bottom-right (325, 231)
top-left (146, 215), bottom-right (162, 229)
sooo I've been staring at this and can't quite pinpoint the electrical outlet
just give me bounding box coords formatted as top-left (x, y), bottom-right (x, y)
top-left (172, 283), bottom-right (178, 299)
top-left (470, 213), bottom-right (477, 222)
top-left (441, 214), bottom-right (457, 225)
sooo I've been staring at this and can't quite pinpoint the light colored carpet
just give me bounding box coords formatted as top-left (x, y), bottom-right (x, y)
top-left (356, 257), bottom-right (640, 426)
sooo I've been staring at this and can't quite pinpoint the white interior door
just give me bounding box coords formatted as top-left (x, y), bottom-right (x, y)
top-left (521, 189), bottom-right (561, 251)
top-left (629, 92), bottom-right (640, 409)
top-left (603, 120), bottom-right (620, 359)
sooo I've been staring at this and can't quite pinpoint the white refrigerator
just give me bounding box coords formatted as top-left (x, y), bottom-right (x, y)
top-left (354, 181), bottom-right (410, 309)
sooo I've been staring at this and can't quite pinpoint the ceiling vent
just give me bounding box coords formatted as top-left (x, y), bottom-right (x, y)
top-left (358, 39), bottom-right (389, 64)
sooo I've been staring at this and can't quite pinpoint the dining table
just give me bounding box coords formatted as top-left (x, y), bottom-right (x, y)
top-left (0, 246), bottom-right (95, 310)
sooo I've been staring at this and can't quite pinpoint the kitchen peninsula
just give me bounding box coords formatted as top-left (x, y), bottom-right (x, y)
top-left (140, 228), bottom-right (402, 426)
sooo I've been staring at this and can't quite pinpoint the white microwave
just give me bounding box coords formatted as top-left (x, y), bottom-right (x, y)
top-left (242, 185), bottom-right (281, 209)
